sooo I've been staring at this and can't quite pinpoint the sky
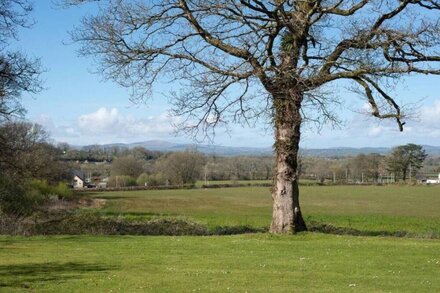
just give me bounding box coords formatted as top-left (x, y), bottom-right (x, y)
top-left (14, 1), bottom-right (440, 148)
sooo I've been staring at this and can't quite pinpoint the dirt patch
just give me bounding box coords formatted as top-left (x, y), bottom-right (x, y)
top-left (77, 198), bottom-right (107, 209)
top-left (44, 197), bottom-right (106, 213)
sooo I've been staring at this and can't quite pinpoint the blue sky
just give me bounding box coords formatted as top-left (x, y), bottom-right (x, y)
top-left (15, 1), bottom-right (440, 148)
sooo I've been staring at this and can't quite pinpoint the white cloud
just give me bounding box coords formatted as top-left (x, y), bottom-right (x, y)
top-left (34, 114), bottom-right (80, 140)
top-left (420, 100), bottom-right (440, 127)
top-left (32, 107), bottom-right (179, 145)
top-left (29, 100), bottom-right (440, 147)
top-left (301, 99), bottom-right (440, 147)
top-left (77, 107), bottom-right (178, 142)
top-left (78, 107), bottom-right (120, 133)
top-left (368, 126), bottom-right (383, 137)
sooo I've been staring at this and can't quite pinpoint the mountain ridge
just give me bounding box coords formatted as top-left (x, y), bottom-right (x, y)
top-left (79, 140), bottom-right (440, 157)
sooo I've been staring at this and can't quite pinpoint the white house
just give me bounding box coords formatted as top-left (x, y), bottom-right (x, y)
top-left (426, 174), bottom-right (440, 184)
top-left (72, 170), bottom-right (86, 189)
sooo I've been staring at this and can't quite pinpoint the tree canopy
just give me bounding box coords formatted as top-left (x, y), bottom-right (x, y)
top-left (386, 143), bottom-right (427, 181)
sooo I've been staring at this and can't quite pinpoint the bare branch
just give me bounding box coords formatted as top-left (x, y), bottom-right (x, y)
top-left (68, 0), bottom-right (440, 133)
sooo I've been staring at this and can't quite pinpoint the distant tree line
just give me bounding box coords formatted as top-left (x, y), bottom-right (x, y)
top-left (69, 142), bottom-right (433, 189)
top-left (58, 144), bottom-right (162, 162)
top-left (301, 144), bottom-right (429, 183)
top-left (93, 151), bottom-right (274, 188)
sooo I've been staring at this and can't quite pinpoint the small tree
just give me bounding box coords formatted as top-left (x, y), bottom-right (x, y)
top-left (0, 122), bottom-right (53, 180)
top-left (386, 144), bottom-right (427, 181)
top-left (156, 150), bottom-right (205, 186)
top-left (66, 0), bottom-right (440, 233)
top-left (0, 122), bottom-right (70, 218)
top-left (111, 155), bottom-right (144, 178)
top-left (351, 153), bottom-right (384, 182)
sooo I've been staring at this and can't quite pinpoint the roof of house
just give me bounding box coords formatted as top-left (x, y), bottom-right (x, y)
top-left (72, 170), bottom-right (85, 181)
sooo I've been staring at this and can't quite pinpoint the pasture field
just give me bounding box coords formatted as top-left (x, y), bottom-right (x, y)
top-left (1, 184), bottom-right (440, 292)
top-left (194, 179), bottom-right (318, 187)
top-left (88, 185), bottom-right (440, 237)
top-left (195, 179), bottom-right (272, 186)
top-left (1, 234), bottom-right (440, 292)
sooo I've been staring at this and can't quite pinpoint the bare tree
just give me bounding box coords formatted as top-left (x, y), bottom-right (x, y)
top-left (0, 0), bottom-right (42, 122)
top-left (111, 155), bottom-right (144, 177)
top-left (155, 150), bottom-right (205, 186)
top-left (66, 0), bottom-right (440, 233)
top-left (0, 121), bottom-right (68, 183)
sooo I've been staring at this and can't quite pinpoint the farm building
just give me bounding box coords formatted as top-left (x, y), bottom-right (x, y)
top-left (426, 174), bottom-right (440, 184)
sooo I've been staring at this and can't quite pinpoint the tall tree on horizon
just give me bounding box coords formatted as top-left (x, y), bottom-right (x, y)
top-left (386, 144), bottom-right (427, 181)
top-left (65, 0), bottom-right (440, 233)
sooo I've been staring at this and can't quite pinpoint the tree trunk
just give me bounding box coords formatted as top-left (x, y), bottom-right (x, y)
top-left (270, 90), bottom-right (307, 234)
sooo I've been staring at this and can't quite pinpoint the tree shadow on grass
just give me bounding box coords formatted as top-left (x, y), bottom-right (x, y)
top-left (0, 262), bottom-right (116, 289)
top-left (308, 221), bottom-right (439, 239)
top-left (93, 196), bottom-right (138, 200)
top-left (210, 225), bottom-right (268, 235)
top-left (97, 211), bottom-right (176, 217)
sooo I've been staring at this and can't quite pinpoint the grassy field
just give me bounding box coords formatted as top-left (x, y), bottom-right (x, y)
top-left (2, 184), bottom-right (440, 292)
top-left (194, 179), bottom-right (318, 187)
top-left (1, 234), bottom-right (440, 292)
top-left (195, 179), bottom-right (272, 186)
top-left (87, 185), bottom-right (440, 236)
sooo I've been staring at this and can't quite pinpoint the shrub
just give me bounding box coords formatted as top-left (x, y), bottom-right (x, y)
top-left (135, 173), bottom-right (168, 187)
top-left (0, 178), bottom-right (73, 218)
top-left (0, 176), bottom-right (37, 218)
top-left (29, 180), bottom-right (72, 199)
top-left (33, 214), bottom-right (209, 236)
top-left (136, 173), bottom-right (149, 186)
top-left (148, 173), bottom-right (168, 186)
top-left (52, 182), bottom-right (73, 198)
top-left (107, 176), bottom-right (137, 187)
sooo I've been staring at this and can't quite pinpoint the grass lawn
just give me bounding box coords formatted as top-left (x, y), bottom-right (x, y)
top-left (87, 185), bottom-right (440, 237)
top-left (2, 185), bottom-right (440, 291)
top-left (195, 179), bottom-right (272, 186)
top-left (194, 179), bottom-right (318, 187)
top-left (1, 234), bottom-right (440, 292)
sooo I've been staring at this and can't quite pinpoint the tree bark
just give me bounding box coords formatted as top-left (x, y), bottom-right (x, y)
top-left (270, 89), bottom-right (307, 234)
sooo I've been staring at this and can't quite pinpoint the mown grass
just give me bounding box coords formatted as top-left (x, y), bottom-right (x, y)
top-left (1, 234), bottom-right (440, 292)
top-left (87, 185), bottom-right (440, 237)
top-left (2, 185), bottom-right (440, 291)
top-left (195, 179), bottom-right (272, 186)
top-left (194, 179), bottom-right (318, 187)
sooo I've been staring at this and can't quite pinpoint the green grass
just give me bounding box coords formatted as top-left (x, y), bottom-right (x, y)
top-left (2, 185), bottom-right (440, 291)
top-left (194, 179), bottom-right (317, 187)
top-left (195, 179), bottom-right (272, 186)
top-left (87, 185), bottom-right (440, 236)
top-left (1, 234), bottom-right (440, 292)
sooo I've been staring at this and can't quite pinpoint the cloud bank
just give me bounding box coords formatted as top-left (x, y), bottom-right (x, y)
top-left (36, 107), bottom-right (178, 145)
top-left (33, 100), bottom-right (440, 148)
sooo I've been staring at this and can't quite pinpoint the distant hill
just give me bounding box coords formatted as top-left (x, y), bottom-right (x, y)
top-left (128, 140), bottom-right (273, 156)
top-left (80, 140), bottom-right (440, 157)
top-left (301, 147), bottom-right (392, 157)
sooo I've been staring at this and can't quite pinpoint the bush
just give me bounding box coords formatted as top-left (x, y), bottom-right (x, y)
top-left (107, 176), bottom-right (137, 187)
top-left (0, 178), bottom-right (72, 218)
top-left (29, 180), bottom-right (72, 199)
top-left (136, 173), bottom-right (168, 187)
top-left (136, 173), bottom-right (149, 186)
top-left (32, 214), bottom-right (208, 236)
top-left (0, 176), bottom-right (38, 218)
top-left (52, 182), bottom-right (73, 198)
